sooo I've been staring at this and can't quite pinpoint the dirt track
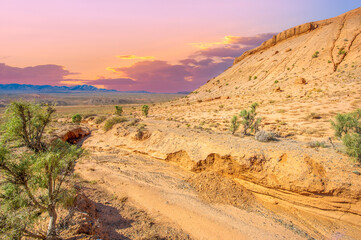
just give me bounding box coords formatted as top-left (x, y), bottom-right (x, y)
top-left (75, 146), bottom-right (308, 240)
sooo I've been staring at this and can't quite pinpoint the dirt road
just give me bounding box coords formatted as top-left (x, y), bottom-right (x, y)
top-left (75, 146), bottom-right (305, 240)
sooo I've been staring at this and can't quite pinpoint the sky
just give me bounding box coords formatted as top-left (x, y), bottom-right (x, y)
top-left (0, 0), bottom-right (360, 92)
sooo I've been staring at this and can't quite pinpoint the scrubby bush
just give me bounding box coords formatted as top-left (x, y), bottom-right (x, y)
top-left (230, 116), bottom-right (240, 135)
top-left (255, 130), bottom-right (275, 142)
top-left (331, 109), bottom-right (361, 161)
top-left (2, 101), bottom-right (55, 152)
top-left (94, 116), bottom-right (107, 124)
top-left (239, 102), bottom-right (261, 135)
top-left (72, 113), bottom-right (82, 124)
top-left (115, 106), bottom-right (123, 116)
top-left (142, 105), bottom-right (149, 117)
top-left (135, 124), bottom-right (147, 140)
top-left (103, 117), bottom-right (127, 131)
top-left (307, 140), bottom-right (327, 148)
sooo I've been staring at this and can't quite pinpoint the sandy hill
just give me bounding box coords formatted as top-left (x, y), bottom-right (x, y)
top-left (192, 7), bottom-right (361, 99)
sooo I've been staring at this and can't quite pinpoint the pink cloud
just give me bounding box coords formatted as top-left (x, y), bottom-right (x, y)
top-left (0, 63), bottom-right (76, 85)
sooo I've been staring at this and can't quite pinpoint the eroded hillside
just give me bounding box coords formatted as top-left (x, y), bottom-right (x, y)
top-left (61, 7), bottom-right (361, 240)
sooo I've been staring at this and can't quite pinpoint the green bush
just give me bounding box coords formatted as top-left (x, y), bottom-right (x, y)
top-left (115, 106), bottom-right (123, 116)
top-left (103, 117), bottom-right (126, 131)
top-left (312, 51), bottom-right (319, 58)
top-left (239, 103), bottom-right (261, 135)
top-left (0, 101), bottom-right (82, 239)
top-left (142, 105), bottom-right (149, 117)
top-left (230, 116), bottom-right (240, 135)
top-left (72, 114), bottom-right (82, 124)
top-left (331, 109), bottom-right (361, 162)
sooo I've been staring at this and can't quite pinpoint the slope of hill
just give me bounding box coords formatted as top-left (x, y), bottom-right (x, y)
top-left (191, 7), bottom-right (361, 100)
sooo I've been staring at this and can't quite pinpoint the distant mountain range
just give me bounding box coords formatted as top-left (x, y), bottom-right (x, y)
top-left (0, 83), bottom-right (191, 94)
top-left (0, 84), bottom-right (118, 93)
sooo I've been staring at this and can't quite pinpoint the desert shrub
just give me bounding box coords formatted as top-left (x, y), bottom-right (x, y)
top-left (142, 105), bottom-right (149, 117)
top-left (307, 140), bottom-right (327, 148)
top-left (0, 101), bottom-right (82, 239)
top-left (274, 80), bottom-right (279, 84)
top-left (94, 116), bottom-right (107, 124)
top-left (331, 109), bottom-right (361, 161)
top-left (239, 102), bottom-right (261, 135)
top-left (230, 116), bottom-right (240, 135)
top-left (308, 112), bottom-right (322, 120)
top-left (342, 133), bottom-right (361, 160)
top-left (103, 117), bottom-right (127, 131)
top-left (72, 113), bottom-right (82, 124)
top-left (115, 106), bottom-right (123, 116)
top-left (255, 130), bottom-right (275, 142)
top-left (338, 48), bottom-right (346, 55)
top-left (312, 51), bottom-right (319, 58)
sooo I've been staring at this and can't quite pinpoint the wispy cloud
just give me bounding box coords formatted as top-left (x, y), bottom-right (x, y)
top-left (116, 55), bottom-right (155, 60)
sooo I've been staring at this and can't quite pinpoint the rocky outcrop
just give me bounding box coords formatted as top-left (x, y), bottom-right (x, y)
top-left (51, 126), bottom-right (91, 144)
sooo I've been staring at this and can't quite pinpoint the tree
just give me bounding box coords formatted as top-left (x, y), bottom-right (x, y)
top-left (142, 105), bottom-right (149, 117)
top-left (0, 101), bottom-right (82, 239)
top-left (71, 114), bottom-right (82, 125)
top-left (239, 102), bottom-right (261, 135)
top-left (115, 106), bottom-right (123, 116)
top-left (2, 101), bottom-right (55, 152)
top-left (229, 116), bottom-right (240, 135)
top-left (331, 109), bottom-right (361, 162)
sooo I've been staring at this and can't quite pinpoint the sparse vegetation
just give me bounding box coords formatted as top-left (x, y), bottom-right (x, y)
top-left (274, 80), bottom-right (279, 84)
top-left (0, 101), bottom-right (82, 239)
top-left (239, 102), bottom-right (261, 135)
top-left (229, 116), bottom-right (240, 135)
top-left (331, 109), bottom-right (361, 161)
top-left (103, 116), bottom-right (127, 131)
top-left (72, 113), bottom-right (82, 124)
top-left (115, 105), bottom-right (123, 116)
top-left (142, 104), bottom-right (149, 117)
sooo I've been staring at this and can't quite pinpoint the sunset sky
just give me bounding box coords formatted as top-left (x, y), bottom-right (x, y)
top-left (0, 0), bottom-right (359, 92)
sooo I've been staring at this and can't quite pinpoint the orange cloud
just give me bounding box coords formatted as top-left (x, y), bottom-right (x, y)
top-left (116, 55), bottom-right (155, 60)
top-left (190, 33), bottom-right (275, 49)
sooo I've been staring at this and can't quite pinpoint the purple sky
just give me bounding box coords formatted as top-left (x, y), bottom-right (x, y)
top-left (0, 0), bottom-right (359, 92)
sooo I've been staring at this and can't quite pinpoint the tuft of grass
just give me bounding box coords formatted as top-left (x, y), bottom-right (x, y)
top-left (103, 116), bottom-right (127, 131)
top-left (95, 116), bottom-right (107, 124)
top-left (312, 51), bottom-right (319, 58)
